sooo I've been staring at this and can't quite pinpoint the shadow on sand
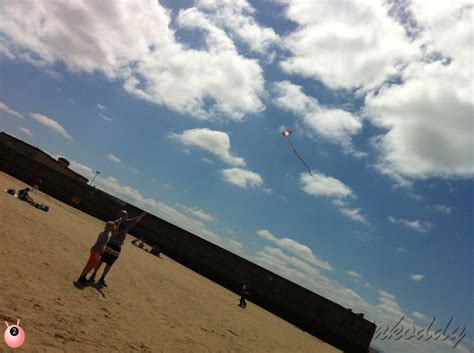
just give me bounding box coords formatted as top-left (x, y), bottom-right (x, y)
top-left (73, 280), bottom-right (106, 298)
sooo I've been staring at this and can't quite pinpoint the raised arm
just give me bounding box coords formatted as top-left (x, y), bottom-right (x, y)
top-left (136, 211), bottom-right (147, 222)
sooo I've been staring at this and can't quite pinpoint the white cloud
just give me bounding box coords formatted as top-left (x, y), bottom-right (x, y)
top-left (412, 311), bottom-right (427, 321)
top-left (185, 0), bottom-right (280, 54)
top-left (29, 113), bottom-right (72, 140)
top-left (280, 0), bottom-right (418, 91)
top-left (388, 216), bottom-right (432, 234)
top-left (220, 168), bottom-right (265, 190)
top-left (409, 273), bottom-right (424, 281)
top-left (99, 113), bottom-right (112, 122)
top-left (272, 81), bottom-right (362, 153)
top-left (300, 171), bottom-right (354, 199)
top-left (107, 153), bottom-right (123, 165)
top-left (0, 101), bottom-right (23, 118)
top-left (339, 207), bottom-right (369, 225)
top-left (259, 246), bottom-right (320, 276)
top-left (347, 270), bottom-right (363, 282)
top-left (97, 103), bottom-right (107, 111)
top-left (130, 168), bottom-right (139, 174)
top-left (395, 247), bottom-right (407, 253)
top-left (179, 205), bottom-right (215, 223)
top-left (68, 159), bottom-right (244, 256)
top-left (0, 0), bottom-right (265, 120)
top-left (257, 229), bottom-right (332, 271)
top-left (170, 128), bottom-right (245, 166)
top-left (430, 204), bottom-right (452, 214)
top-left (300, 172), bottom-right (369, 224)
top-left (18, 127), bottom-right (33, 137)
top-left (364, 2), bottom-right (474, 182)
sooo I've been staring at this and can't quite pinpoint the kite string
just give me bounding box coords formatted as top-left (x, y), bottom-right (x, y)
top-left (287, 138), bottom-right (312, 176)
top-left (163, 170), bottom-right (219, 204)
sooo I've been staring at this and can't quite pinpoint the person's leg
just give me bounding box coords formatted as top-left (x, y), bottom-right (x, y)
top-left (98, 264), bottom-right (112, 287)
top-left (88, 260), bottom-right (104, 281)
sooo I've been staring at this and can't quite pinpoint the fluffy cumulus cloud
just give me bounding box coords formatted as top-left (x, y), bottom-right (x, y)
top-left (0, 0), bottom-right (265, 120)
top-left (170, 128), bottom-right (246, 166)
top-left (0, 101), bottom-right (23, 118)
top-left (280, 0), bottom-right (418, 91)
top-left (68, 159), bottom-right (244, 256)
top-left (388, 216), bottom-right (432, 234)
top-left (365, 1), bottom-right (474, 182)
top-left (257, 229), bottom-right (332, 271)
top-left (220, 167), bottom-right (265, 190)
top-left (183, 0), bottom-right (280, 54)
top-left (29, 113), bottom-right (73, 140)
top-left (272, 81), bottom-right (363, 154)
top-left (300, 171), bottom-right (353, 199)
top-left (300, 171), bottom-right (370, 224)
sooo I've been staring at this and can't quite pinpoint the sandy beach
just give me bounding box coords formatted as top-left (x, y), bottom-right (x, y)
top-left (0, 172), bottom-right (341, 353)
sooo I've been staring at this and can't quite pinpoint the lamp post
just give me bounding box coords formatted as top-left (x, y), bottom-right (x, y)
top-left (90, 171), bottom-right (100, 186)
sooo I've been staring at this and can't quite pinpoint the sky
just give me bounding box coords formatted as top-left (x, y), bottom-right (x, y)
top-left (0, 1), bottom-right (472, 352)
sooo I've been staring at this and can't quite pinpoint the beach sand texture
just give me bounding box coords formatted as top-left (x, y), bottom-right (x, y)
top-left (0, 172), bottom-right (341, 353)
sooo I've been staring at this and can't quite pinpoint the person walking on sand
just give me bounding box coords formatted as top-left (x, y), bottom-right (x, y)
top-left (88, 210), bottom-right (146, 287)
top-left (239, 284), bottom-right (250, 308)
top-left (76, 221), bottom-right (115, 285)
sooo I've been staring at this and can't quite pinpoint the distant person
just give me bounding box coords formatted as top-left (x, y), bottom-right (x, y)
top-left (18, 188), bottom-right (34, 204)
top-left (132, 237), bottom-right (144, 247)
top-left (239, 284), bottom-right (250, 308)
top-left (88, 210), bottom-right (147, 287)
top-left (76, 221), bottom-right (115, 285)
top-left (150, 244), bottom-right (160, 257)
top-left (32, 178), bottom-right (42, 193)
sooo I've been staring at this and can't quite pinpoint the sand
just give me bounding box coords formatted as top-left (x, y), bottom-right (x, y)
top-left (0, 172), bottom-right (341, 353)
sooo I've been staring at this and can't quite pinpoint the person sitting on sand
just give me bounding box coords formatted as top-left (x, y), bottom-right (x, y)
top-left (150, 244), bottom-right (160, 257)
top-left (18, 188), bottom-right (34, 204)
top-left (239, 284), bottom-right (250, 308)
top-left (77, 221), bottom-right (115, 285)
top-left (132, 237), bottom-right (144, 247)
top-left (88, 210), bottom-right (147, 287)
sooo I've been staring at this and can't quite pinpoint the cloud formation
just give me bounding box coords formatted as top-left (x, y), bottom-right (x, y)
top-left (388, 216), bottom-right (432, 234)
top-left (29, 113), bottom-right (72, 140)
top-left (280, 0), bottom-right (418, 90)
top-left (0, 0), bottom-right (265, 120)
top-left (257, 229), bottom-right (332, 271)
top-left (220, 168), bottom-right (265, 190)
top-left (170, 128), bottom-right (245, 167)
top-left (272, 81), bottom-right (363, 154)
top-left (0, 101), bottom-right (23, 119)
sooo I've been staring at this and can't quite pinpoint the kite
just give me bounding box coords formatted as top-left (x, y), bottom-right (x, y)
top-left (281, 128), bottom-right (312, 176)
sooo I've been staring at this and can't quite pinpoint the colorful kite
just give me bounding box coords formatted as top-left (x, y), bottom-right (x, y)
top-left (281, 128), bottom-right (312, 176)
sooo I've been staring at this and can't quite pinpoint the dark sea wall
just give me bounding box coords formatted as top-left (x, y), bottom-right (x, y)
top-left (0, 140), bottom-right (376, 352)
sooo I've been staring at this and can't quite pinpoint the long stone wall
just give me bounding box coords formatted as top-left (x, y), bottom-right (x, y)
top-left (0, 141), bottom-right (376, 352)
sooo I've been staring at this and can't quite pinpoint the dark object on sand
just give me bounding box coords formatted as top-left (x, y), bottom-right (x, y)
top-left (7, 188), bottom-right (15, 195)
top-left (34, 203), bottom-right (49, 212)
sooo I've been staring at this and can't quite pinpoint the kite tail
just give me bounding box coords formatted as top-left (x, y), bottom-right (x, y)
top-left (288, 138), bottom-right (312, 176)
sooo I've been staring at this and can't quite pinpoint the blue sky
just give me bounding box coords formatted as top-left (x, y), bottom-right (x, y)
top-left (0, 1), bottom-right (472, 352)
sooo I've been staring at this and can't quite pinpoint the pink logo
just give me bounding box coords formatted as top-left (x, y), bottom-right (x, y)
top-left (4, 319), bottom-right (25, 349)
